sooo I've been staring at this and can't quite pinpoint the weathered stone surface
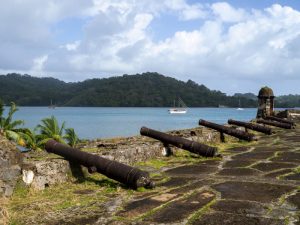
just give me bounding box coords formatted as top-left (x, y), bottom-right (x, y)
top-left (213, 181), bottom-right (294, 203)
top-left (251, 146), bottom-right (288, 152)
top-left (118, 193), bottom-right (179, 218)
top-left (168, 179), bottom-right (215, 194)
top-left (22, 159), bottom-right (70, 190)
top-left (217, 168), bottom-right (262, 176)
top-left (192, 211), bottom-right (284, 225)
top-left (158, 177), bottom-right (193, 188)
top-left (283, 173), bottom-right (300, 181)
top-left (99, 141), bottom-right (163, 165)
top-left (271, 152), bottom-right (300, 163)
top-left (223, 160), bottom-right (254, 168)
top-left (0, 135), bottom-right (23, 197)
top-left (144, 191), bottom-right (215, 223)
top-left (231, 152), bottom-right (275, 161)
top-left (211, 200), bottom-right (268, 216)
top-left (224, 146), bottom-right (251, 153)
top-left (286, 191), bottom-right (300, 208)
top-left (263, 169), bottom-right (293, 178)
top-left (0, 199), bottom-right (9, 225)
top-left (252, 162), bottom-right (298, 172)
top-left (166, 164), bottom-right (219, 177)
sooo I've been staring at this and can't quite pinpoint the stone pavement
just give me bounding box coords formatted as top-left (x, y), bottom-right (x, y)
top-left (7, 121), bottom-right (300, 225)
top-left (115, 122), bottom-right (300, 225)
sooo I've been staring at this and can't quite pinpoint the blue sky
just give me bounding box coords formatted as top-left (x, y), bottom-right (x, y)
top-left (0, 0), bottom-right (300, 95)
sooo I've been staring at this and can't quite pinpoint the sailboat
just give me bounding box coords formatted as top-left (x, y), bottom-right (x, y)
top-left (168, 97), bottom-right (188, 114)
top-left (48, 99), bottom-right (56, 109)
top-left (237, 99), bottom-right (244, 111)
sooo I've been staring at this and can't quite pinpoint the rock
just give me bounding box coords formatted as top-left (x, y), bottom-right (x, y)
top-left (22, 159), bottom-right (70, 190)
top-left (0, 135), bottom-right (23, 197)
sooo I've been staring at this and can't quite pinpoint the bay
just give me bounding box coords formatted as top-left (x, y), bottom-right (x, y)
top-left (7, 107), bottom-right (259, 140)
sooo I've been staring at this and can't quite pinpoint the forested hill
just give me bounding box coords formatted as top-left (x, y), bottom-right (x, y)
top-left (0, 72), bottom-right (298, 107)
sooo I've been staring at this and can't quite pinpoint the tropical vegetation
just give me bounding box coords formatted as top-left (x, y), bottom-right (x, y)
top-left (64, 128), bottom-right (79, 147)
top-left (1, 72), bottom-right (299, 108)
top-left (0, 99), bottom-right (79, 150)
top-left (0, 101), bottom-right (24, 144)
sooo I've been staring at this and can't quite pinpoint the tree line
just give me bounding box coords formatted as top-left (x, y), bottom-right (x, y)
top-left (0, 72), bottom-right (299, 108)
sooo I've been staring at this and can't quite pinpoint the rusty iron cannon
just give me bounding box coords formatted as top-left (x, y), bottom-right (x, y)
top-left (140, 127), bottom-right (218, 157)
top-left (228, 119), bottom-right (273, 135)
top-left (256, 119), bottom-right (293, 129)
top-left (199, 119), bottom-right (257, 142)
top-left (45, 140), bottom-right (154, 189)
top-left (265, 116), bottom-right (296, 127)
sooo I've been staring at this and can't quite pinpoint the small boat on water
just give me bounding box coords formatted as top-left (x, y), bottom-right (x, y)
top-left (236, 99), bottom-right (244, 111)
top-left (48, 99), bottom-right (56, 109)
top-left (168, 98), bottom-right (187, 114)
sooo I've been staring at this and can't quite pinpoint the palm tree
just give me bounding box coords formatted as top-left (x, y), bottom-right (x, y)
top-left (35, 115), bottom-right (66, 146)
top-left (19, 128), bottom-right (42, 151)
top-left (0, 101), bottom-right (24, 142)
top-left (64, 128), bottom-right (79, 147)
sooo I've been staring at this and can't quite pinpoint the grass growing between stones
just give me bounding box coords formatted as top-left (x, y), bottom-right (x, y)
top-left (7, 173), bottom-right (130, 224)
top-left (187, 198), bottom-right (217, 225)
top-left (136, 159), bottom-right (169, 169)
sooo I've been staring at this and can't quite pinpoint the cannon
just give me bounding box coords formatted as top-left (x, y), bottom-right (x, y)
top-left (199, 119), bottom-right (257, 142)
top-left (265, 116), bottom-right (296, 126)
top-left (228, 119), bottom-right (272, 135)
top-left (45, 140), bottom-right (154, 189)
top-left (256, 119), bottom-right (293, 129)
top-left (140, 127), bottom-right (218, 157)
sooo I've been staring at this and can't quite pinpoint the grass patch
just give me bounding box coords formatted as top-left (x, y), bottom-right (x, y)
top-left (136, 159), bottom-right (169, 169)
top-left (7, 172), bottom-right (129, 224)
top-left (292, 166), bottom-right (300, 174)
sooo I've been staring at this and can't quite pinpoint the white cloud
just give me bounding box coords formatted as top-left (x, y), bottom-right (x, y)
top-left (0, 1), bottom-right (300, 94)
top-left (164, 0), bottom-right (206, 20)
top-left (211, 2), bottom-right (246, 22)
top-left (31, 55), bottom-right (48, 73)
top-left (62, 41), bottom-right (81, 51)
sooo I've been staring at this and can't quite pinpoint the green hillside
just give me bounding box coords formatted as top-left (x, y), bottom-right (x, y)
top-left (0, 72), bottom-right (297, 107)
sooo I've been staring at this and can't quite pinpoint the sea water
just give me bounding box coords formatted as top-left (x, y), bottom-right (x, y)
top-left (7, 107), bottom-right (258, 139)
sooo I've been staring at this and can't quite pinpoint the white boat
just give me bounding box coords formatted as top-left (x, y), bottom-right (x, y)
top-left (236, 99), bottom-right (244, 110)
top-left (48, 99), bottom-right (56, 109)
top-left (168, 98), bottom-right (188, 114)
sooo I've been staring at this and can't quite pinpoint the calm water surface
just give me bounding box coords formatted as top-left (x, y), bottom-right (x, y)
top-left (11, 107), bottom-right (258, 139)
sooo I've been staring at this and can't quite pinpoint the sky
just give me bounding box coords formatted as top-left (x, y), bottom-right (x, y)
top-left (0, 0), bottom-right (300, 95)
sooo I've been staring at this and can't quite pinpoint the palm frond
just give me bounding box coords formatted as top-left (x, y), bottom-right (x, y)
top-left (64, 128), bottom-right (78, 147)
top-left (6, 120), bottom-right (24, 130)
top-left (5, 130), bottom-right (21, 142)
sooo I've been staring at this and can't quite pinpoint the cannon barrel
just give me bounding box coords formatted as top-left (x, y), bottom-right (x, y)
top-left (199, 119), bottom-right (257, 142)
top-left (256, 119), bottom-right (293, 129)
top-left (140, 127), bottom-right (218, 157)
top-left (45, 140), bottom-right (154, 189)
top-left (228, 119), bottom-right (272, 135)
top-left (265, 116), bottom-right (295, 126)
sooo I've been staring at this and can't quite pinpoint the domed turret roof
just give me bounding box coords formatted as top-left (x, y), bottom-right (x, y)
top-left (258, 86), bottom-right (274, 97)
